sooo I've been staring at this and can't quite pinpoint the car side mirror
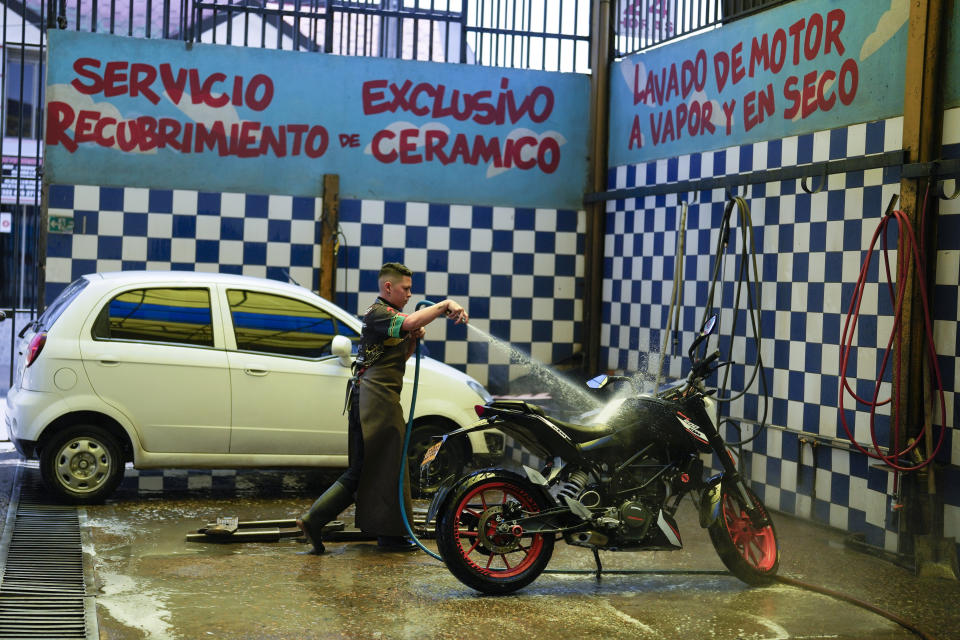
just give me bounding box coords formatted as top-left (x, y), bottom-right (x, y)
top-left (331, 335), bottom-right (353, 368)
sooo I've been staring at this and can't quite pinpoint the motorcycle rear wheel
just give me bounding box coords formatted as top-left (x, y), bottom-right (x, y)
top-left (707, 484), bottom-right (780, 586)
top-left (436, 470), bottom-right (554, 595)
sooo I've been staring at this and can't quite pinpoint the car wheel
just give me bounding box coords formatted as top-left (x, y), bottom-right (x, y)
top-left (39, 424), bottom-right (124, 504)
top-left (407, 422), bottom-right (468, 497)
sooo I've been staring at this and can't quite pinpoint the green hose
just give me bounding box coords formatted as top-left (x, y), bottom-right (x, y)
top-left (399, 300), bottom-right (442, 560)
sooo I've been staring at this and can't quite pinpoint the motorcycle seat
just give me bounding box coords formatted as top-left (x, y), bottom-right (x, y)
top-left (544, 417), bottom-right (616, 444)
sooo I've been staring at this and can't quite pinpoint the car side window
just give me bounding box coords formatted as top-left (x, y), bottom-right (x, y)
top-left (92, 288), bottom-right (214, 347)
top-left (226, 289), bottom-right (360, 358)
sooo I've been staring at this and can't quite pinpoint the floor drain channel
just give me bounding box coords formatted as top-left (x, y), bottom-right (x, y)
top-left (0, 466), bottom-right (96, 639)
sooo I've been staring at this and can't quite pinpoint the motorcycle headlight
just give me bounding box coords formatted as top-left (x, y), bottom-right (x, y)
top-left (467, 380), bottom-right (494, 404)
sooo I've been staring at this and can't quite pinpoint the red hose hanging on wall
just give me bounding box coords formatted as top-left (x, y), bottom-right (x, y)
top-left (838, 194), bottom-right (947, 473)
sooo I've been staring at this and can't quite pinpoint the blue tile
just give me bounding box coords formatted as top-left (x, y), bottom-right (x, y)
top-left (450, 228), bottom-right (472, 250)
top-left (447, 273), bottom-right (469, 295)
top-left (470, 251), bottom-right (491, 274)
top-left (268, 219), bottom-right (291, 243)
top-left (829, 127), bottom-right (847, 159)
top-left (426, 249), bottom-right (448, 272)
top-left (123, 212), bottom-right (148, 236)
top-left (535, 231), bottom-right (555, 253)
top-left (339, 199), bottom-right (361, 223)
top-left (243, 242), bottom-right (267, 265)
top-left (554, 298), bottom-right (574, 320)
top-left (428, 204), bottom-right (450, 227)
top-left (47, 233), bottom-right (72, 258)
top-left (405, 225), bottom-right (427, 248)
top-left (555, 254), bottom-right (576, 277)
top-left (75, 211), bottom-right (98, 235)
top-left (797, 133), bottom-right (814, 164)
top-left (98, 236), bottom-right (123, 259)
top-left (513, 253), bottom-right (534, 274)
top-left (385, 201), bottom-right (406, 224)
top-left (49, 184), bottom-right (74, 208)
top-left (766, 139), bottom-right (782, 167)
top-left (72, 258), bottom-right (98, 279)
top-left (492, 275), bottom-right (512, 296)
top-left (467, 296), bottom-right (490, 318)
top-left (360, 223), bottom-right (383, 246)
top-left (938, 213), bottom-right (960, 250)
top-left (100, 187), bottom-right (124, 211)
top-left (196, 240), bottom-right (219, 263)
top-left (198, 192), bottom-right (221, 216)
top-left (472, 206), bottom-right (492, 229)
top-left (148, 189), bottom-right (173, 213)
top-left (245, 194), bottom-right (268, 218)
top-left (290, 244), bottom-right (313, 266)
top-left (865, 120), bottom-right (886, 154)
top-left (147, 238), bottom-right (171, 261)
top-left (172, 215), bottom-right (196, 238)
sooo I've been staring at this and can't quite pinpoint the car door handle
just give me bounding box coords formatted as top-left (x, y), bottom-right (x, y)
top-left (95, 357), bottom-right (120, 366)
top-left (244, 369), bottom-right (269, 377)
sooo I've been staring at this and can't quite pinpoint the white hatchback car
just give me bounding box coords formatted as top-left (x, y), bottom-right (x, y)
top-left (5, 271), bottom-right (497, 503)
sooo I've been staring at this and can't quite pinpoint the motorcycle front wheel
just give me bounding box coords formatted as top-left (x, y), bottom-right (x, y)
top-left (707, 484), bottom-right (780, 586)
top-left (436, 470), bottom-right (554, 595)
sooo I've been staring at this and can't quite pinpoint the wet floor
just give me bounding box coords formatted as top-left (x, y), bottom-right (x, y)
top-left (64, 468), bottom-right (960, 640)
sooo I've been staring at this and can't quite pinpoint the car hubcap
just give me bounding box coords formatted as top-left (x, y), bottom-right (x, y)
top-left (57, 438), bottom-right (111, 492)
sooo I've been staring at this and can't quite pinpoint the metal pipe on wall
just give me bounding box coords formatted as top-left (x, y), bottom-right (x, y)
top-left (896, 0), bottom-right (952, 574)
top-left (583, 0), bottom-right (613, 375)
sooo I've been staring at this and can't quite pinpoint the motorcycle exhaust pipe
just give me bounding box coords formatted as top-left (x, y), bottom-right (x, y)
top-left (572, 531), bottom-right (609, 546)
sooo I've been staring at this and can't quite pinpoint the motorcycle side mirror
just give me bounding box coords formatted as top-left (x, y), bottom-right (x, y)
top-left (688, 314), bottom-right (719, 357)
top-left (586, 374), bottom-right (609, 389)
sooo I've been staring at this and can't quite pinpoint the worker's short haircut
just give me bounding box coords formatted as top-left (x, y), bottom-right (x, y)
top-left (379, 262), bottom-right (412, 284)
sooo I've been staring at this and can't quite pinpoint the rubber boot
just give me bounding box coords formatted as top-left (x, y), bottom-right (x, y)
top-left (299, 481), bottom-right (354, 554)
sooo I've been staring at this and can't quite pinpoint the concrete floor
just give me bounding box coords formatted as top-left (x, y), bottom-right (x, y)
top-left (54, 468), bottom-right (958, 640)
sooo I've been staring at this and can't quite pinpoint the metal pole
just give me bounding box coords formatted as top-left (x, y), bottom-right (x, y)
top-left (896, 0), bottom-right (951, 576)
top-left (583, 0), bottom-right (612, 375)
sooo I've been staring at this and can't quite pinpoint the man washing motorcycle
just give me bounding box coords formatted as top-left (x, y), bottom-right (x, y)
top-left (298, 262), bottom-right (468, 553)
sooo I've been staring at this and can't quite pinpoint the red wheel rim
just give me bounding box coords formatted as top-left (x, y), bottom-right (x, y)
top-left (721, 492), bottom-right (777, 572)
top-left (451, 481), bottom-right (545, 578)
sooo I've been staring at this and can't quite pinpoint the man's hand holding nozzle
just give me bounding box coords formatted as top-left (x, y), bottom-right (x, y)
top-left (445, 301), bottom-right (468, 324)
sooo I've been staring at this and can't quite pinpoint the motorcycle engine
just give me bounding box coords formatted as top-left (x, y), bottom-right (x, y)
top-left (619, 500), bottom-right (657, 539)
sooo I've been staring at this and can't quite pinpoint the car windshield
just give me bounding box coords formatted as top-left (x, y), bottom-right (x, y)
top-left (37, 278), bottom-right (89, 330)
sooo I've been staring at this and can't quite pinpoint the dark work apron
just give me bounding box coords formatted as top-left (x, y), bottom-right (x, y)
top-left (353, 331), bottom-right (413, 536)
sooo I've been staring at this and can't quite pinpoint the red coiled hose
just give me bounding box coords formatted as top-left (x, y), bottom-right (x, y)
top-left (838, 197), bottom-right (947, 473)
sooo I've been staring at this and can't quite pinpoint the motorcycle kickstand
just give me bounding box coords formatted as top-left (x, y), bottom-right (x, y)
top-left (592, 547), bottom-right (603, 582)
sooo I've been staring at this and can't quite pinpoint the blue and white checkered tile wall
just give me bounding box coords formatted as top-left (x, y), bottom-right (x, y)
top-left (43, 185), bottom-right (586, 394)
top-left (45, 186), bottom-right (322, 302)
top-left (333, 200), bottom-right (584, 393)
top-left (605, 110), bottom-right (960, 554)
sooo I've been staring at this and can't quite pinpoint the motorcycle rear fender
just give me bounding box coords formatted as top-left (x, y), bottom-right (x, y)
top-left (426, 467), bottom-right (555, 524)
top-left (699, 474), bottom-right (724, 528)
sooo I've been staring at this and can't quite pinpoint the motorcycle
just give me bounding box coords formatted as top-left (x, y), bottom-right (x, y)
top-left (421, 315), bottom-right (779, 594)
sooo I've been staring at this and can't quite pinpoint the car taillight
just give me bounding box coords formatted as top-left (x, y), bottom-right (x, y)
top-left (25, 332), bottom-right (47, 367)
top-left (474, 404), bottom-right (487, 418)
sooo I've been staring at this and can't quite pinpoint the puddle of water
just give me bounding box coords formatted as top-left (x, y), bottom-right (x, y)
top-left (97, 571), bottom-right (174, 640)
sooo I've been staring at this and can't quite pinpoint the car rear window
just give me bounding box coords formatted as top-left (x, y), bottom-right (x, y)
top-left (227, 289), bottom-right (359, 358)
top-left (37, 277), bottom-right (89, 330)
top-left (92, 287), bottom-right (214, 347)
